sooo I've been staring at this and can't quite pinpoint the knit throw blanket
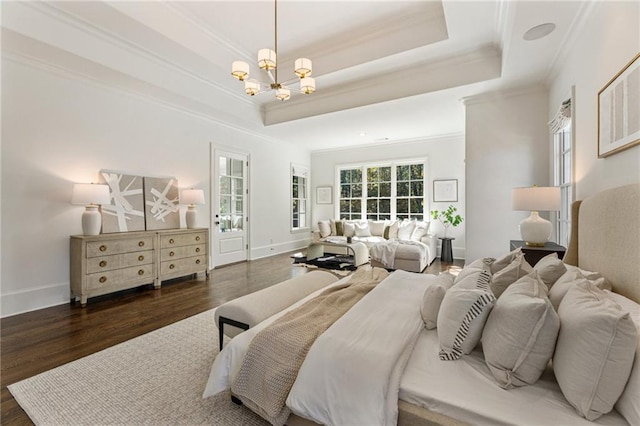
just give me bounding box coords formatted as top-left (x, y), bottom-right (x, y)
top-left (230, 267), bottom-right (390, 425)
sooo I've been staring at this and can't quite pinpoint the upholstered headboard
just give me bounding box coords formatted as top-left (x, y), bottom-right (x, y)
top-left (563, 183), bottom-right (640, 303)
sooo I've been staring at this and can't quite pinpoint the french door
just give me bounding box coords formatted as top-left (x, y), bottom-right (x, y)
top-left (211, 147), bottom-right (248, 267)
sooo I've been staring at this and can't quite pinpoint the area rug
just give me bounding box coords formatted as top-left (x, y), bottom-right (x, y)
top-left (8, 309), bottom-right (269, 425)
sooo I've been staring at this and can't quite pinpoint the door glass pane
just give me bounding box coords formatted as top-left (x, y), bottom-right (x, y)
top-left (231, 159), bottom-right (243, 177)
top-left (218, 155), bottom-right (244, 234)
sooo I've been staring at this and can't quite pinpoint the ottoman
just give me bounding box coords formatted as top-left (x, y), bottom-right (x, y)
top-left (215, 270), bottom-right (339, 350)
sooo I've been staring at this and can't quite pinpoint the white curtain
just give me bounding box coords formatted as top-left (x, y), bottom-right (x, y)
top-left (549, 98), bottom-right (572, 133)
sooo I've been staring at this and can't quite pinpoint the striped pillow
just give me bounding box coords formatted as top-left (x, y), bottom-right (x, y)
top-left (437, 259), bottom-right (496, 360)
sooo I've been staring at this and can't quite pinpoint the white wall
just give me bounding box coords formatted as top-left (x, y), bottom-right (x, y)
top-left (311, 135), bottom-right (466, 259)
top-left (0, 58), bottom-right (310, 317)
top-left (549, 0), bottom-right (640, 199)
top-left (465, 87), bottom-right (550, 263)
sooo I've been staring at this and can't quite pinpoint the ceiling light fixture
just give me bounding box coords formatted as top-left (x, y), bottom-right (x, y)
top-left (523, 23), bottom-right (556, 41)
top-left (230, 0), bottom-right (315, 101)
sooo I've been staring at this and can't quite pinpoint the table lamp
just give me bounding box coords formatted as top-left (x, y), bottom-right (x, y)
top-left (512, 186), bottom-right (560, 246)
top-left (181, 188), bottom-right (205, 229)
top-left (71, 183), bottom-right (111, 235)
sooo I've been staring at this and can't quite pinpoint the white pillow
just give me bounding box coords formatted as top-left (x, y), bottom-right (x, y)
top-left (397, 220), bottom-right (415, 240)
top-left (328, 219), bottom-right (338, 236)
top-left (532, 253), bottom-right (567, 288)
top-left (610, 291), bottom-right (640, 426)
top-left (410, 221), bottom-right (430, 242)
top-left (548, 268), bottom-right (611, 310)
top-left (354, 222), bottom-right (372, 237)
top-left (317, 220), bottom-right (331, 238)
top-left (554, 281), bottom-right (638, 421)
top-left (420, 273), bottom-right (455, 329)
top-left (489, 254), bottom-right (533, 298)
top-left (490, 247), bottom-right (523, 274)
top-left (343, 222), bottom-right (356, 237)
top-left (438, 259), bottom-right (496, 360)
top-left (482, 272), bottom-right (559, 388)
top-left (368, 220), bottom-right (387, 237)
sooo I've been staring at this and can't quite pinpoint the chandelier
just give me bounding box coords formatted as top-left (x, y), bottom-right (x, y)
top-left (230, 0), bottom-right (315, 101)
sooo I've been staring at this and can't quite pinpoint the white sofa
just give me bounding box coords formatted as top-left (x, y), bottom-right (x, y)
top-left (312, 219), bottom-right (437, 272)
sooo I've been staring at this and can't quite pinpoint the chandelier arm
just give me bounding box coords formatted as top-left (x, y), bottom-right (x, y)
top-left (274, 0), bottom-right (278, 84)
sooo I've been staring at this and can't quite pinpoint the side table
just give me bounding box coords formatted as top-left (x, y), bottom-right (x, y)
top-left (439, 237), bottom-right (454, 262)
top-left (509, 240), bottom-right (566, 267)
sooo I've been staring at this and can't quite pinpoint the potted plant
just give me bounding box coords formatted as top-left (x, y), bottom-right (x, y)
top-left (430, 205), bottom-right (463, 238)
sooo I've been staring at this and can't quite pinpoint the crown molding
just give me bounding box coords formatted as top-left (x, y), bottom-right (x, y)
top-left (461, 83), bottom-right (547, 106)
top-left (311, 132), bottom-right (465, 154)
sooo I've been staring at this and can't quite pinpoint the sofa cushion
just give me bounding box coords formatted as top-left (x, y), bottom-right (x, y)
top-left (554, 281), bottom-right (638, 421)
top-left (410, 221), bottom-right (430, 241)
top-left (482, 272), bottom-right (559, 388)
top-left (421, 273), bottom-right (455, 329)
top-left (335, 220), bottom-right (344, 236)
top-left (354, 222), bottom-right (372, 237)
top-left (532, 253), bottom-right (567, 288)
top-left (387, 220), bottom-right (399, 239)
top-left (318, 220), bottom-right (332, 238)
top-left (397, 220), bottom-right (415, 240)
top-left (328, 219), bottom-right (338, 236)
top-left (368, 220), bottom-right (387, 237)
top-left (343, 222), bottom-right (356, 237)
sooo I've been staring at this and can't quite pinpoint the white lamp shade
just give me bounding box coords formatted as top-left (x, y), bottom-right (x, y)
top-left (245, 80), bottom-right (260, 96)
top-left (181, 189), bottom-right (205, 205)
top-left (275, 87), bottom-right (290, 101)
top-left (231, 61), bottom-right (250, 80)
top-left (512, 186), bottom-right (560, 211)
top-left (71, 183), bottom-right (111, 205)
top-left (257, 48), bottom-right (276, 70)
top-left (300, 77), bottom-right (316, 94)
top-left (294, 57), bottom-right (312, 78)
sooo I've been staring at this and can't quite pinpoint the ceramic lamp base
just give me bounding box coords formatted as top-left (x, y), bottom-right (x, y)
top-left (519, 211), bottom-right (552, 246)
top-left (82, 205), bottom-right (102, 235)
top-left (186, 205), bottom-right (198, 229)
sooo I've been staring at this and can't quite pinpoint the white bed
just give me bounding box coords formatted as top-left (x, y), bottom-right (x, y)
top-left (204, 183), bottom-right (640, 426)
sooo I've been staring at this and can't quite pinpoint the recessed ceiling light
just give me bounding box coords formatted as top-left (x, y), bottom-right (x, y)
top-left (359, 132), bottom-right (366, 137)
top-left (523, 23), bottom-right (556, 41)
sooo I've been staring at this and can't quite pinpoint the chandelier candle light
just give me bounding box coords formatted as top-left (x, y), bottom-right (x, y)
top-left (181, 188), bottom-right (205, 229)
top-left (512, 186), bottom-right (561, 246)
top-left (231, 0), bottom-right (315, 101)
top-left (71, 183), bottom-right (111, 236)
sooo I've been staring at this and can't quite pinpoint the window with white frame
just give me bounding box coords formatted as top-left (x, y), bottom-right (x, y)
top-left (291, 164), bottom-right (309, 231)
top-left (551, 99), bottom-right (572, 247)
top-left (338, 161), bottom-right (426, 221)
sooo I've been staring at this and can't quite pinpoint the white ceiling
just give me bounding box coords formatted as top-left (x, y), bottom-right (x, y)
top-left (1, 1), bottom-right (590, 151)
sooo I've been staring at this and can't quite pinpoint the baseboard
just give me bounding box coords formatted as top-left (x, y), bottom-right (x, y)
top-left (1, 282), bottom-right (70, 318)
top-left (435, 247), bottom-right (466, 261)
top-left (251, 237), bottom-right (310, 260)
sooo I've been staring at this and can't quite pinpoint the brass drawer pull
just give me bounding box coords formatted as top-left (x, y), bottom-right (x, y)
top-left (138, 269), bottom-right (144, 275)
top-left (196, 259), bottom-right (201, 265)
top-left (138, 241), bottom-right (145, 247)
top-left (99, 276), bottom-right (107, 283)
top-left (195, 236), bottom-right (201, 241)
top-left (138, 255), bottom-right (144, 261)
top-left (99, 245), bottom-right (107, 252)
top-left (99, 260), bottom-right (107, 267)
top-left (169, 264), bottom-right (175, 270)
top-left (169, 251), bottom-right (175, 257)
top-left (195, 247), bottom-right (201, 253)
top-left (169, 238), bottom-right (175, 244)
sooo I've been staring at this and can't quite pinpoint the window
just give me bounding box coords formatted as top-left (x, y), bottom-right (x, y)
top-left (551, 98), bottom-right (572, 247)
top-left (338, 161), bottom-right (426, 221)
top-left (291, 164), bottom-right (309, 231)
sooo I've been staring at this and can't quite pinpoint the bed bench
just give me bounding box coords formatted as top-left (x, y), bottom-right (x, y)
top-left (215, 270), bottom-right (339, 351)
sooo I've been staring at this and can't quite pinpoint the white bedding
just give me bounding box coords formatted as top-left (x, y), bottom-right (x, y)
top-left (400, 329), bottom-right (628, 426)
top-left (287, 270), bottom-right (427, 425)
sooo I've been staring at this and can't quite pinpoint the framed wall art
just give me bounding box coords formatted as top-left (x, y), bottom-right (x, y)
top-left (598, 53), bottom-right (640, 158)
top-left (433, 179), bottom-right (458, 202)
top-left (99, 170), bottom-right (146, 233)
top-left (316, 186), bottom-right (333, 204)
top-left (143, 176), bottom-right (180, 230)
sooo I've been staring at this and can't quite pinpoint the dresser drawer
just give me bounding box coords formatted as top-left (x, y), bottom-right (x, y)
top-left (161, 255), bottom-right (207, 275)
top-left (87, 264), bottom-right (154, 290)
top-left (160, 244), bottom-right (207, 261)
top-left (86, 250), bottom-right (154, 274)
top-left (160, 232), bottom-right (206, 248)
top-left (86, 236), bottom-right (154, 258)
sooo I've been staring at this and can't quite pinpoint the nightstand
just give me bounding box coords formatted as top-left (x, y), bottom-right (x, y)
top-left (509, 240), bottom-right (566, 267)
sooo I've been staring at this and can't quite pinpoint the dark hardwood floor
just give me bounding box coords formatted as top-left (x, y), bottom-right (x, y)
top-left (0, 252), bottom-right (463, 425)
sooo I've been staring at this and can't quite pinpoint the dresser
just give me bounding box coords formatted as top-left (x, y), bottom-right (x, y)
top-left (71, 228), bottom-right (209, 306)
